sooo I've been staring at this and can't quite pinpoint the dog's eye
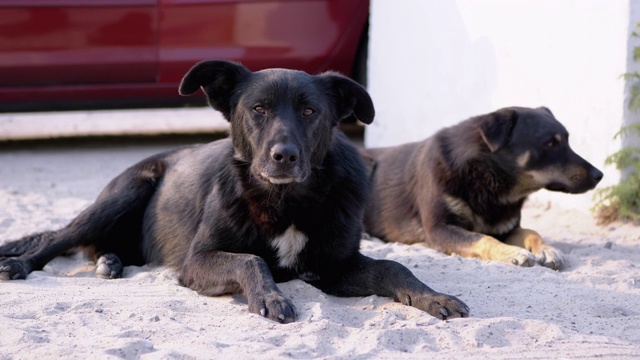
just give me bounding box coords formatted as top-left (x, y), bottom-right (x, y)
top-left (253, 106), bottom-right (266, 115)
top-left (302, 108), bottom-right (315, 117)
top-left (545, 134), bottom-right (563, 148)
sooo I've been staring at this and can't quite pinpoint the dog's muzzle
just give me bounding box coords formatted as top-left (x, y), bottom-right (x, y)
top-left (545, 165), bottom-right (603, 193)
top-left (255, 143), bottom-right (308, 185)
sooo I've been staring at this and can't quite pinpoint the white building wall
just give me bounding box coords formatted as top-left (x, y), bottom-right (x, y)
top-left (366, 0), bottom-right (639, 212)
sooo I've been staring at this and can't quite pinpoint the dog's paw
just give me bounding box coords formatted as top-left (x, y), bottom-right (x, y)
top-left (405, 292), bottom-right (470, 320)
top-left (491, 246), bottom-right (535, 267)
top-left (533, 246), bottom-right (565, 270)
top-left (0, 258), bottom-right (30, 280)
top-left (509, 249), bottom-right (536, 267)
top-left (95, 254), bottom-right (124, 279)
top-left (248, 291), bottom-right (297, 324)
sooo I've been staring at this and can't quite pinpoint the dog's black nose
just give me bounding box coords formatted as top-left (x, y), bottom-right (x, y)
top-left (271, 144), bottom-right (299, 165)
top-left (590, 168), bottom-right (603, 182)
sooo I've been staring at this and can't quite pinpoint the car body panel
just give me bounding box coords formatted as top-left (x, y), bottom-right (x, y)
top-left (0, 0), bottom-right (368, 110)
top-left (0, 0), bottom-right (158, 87)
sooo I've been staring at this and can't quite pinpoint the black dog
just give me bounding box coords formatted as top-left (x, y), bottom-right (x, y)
top-left (362, 107), bottom-right (603, 270)
top-left (0, 61), bottom-right (469, 322)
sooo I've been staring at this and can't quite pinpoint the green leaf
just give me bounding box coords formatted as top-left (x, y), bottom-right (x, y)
top-left (634, 46), bottom-right (640, 61)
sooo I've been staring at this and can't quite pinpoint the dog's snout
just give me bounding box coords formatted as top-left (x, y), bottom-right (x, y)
top-left (271, 144), bottom-right (299, 165)
top-left (590, 167), bottom-right (604, 183)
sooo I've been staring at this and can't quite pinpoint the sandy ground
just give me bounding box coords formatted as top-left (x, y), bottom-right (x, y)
top-left (1, 141), bottom-right (639, 359)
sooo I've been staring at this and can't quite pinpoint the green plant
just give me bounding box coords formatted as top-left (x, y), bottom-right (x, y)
top-left (593, 124), bottom-right (640, 224)
top-left (593, 24), bottom-right (640, 224)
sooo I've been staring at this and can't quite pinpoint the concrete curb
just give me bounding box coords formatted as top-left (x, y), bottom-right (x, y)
top-left (0, 107), bottom-right (229, 141)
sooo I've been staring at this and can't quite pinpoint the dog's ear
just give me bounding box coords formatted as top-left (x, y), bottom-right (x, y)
top-left (479, 108), bottom-right (518, 152)
top-left (319, 72), bottom-right (375, 125)
top-left (179, 60), bottom-right (251, 120)
top-left (538, 106), bottom-right (555, 117)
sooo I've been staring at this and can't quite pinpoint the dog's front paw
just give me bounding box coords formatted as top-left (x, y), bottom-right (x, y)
top-left (405, 292), bottom-right (470, 320)
top-left (491, 246), bottom-right (535, 267)
top-left (533, 246), bottom-right (565, 270)
top-left (95, 253), bottom-right (124, 279)
top-left (0, 258), bottom-right (30, 280)
top-left (509, 248), bottom-right (536, 267)
top-left (248, 291), bottom-right (297, 324)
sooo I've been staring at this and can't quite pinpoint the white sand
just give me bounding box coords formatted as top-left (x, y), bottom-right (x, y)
top-left (1, 144), bottom-right (639, 359)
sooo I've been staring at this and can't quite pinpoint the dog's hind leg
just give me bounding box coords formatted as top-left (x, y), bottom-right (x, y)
top-left (0, 158), bottom-right (165, 280)
top-left (504, 228), bottom-right (565, 270)
top-left (94, 253), bottom-right (124, 279)
top-left (0, 230), bottom-right (58, 257)
top-left (1, 198), bottom-right (144, 280)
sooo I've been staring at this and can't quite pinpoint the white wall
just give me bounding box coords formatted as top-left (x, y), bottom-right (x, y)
top-left (366, 0), bottom-right (639, 212)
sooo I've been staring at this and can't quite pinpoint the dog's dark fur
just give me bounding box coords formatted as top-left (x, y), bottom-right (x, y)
top-left (0, 60), bottom-right (469, 322)
top-left (362, 107), bottom-right (603, 270)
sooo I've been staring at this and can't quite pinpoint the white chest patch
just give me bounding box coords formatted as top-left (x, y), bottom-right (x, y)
top-left (270, 225), bottom-right (308, 268)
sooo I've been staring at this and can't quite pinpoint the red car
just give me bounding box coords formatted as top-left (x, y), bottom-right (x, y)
top-left (0, 0), bottom-right (369, 111)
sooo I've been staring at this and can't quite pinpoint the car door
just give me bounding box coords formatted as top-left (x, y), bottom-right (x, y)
top-left (0, 0), bottom-right (158, 87)
top-left (156, 0), bottom-right (368, 83)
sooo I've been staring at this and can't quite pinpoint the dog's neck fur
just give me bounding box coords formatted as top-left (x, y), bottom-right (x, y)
top-left (435, 120), bottom-right (527, 234)
top-left (231, 155), bottom-right (331, 235)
